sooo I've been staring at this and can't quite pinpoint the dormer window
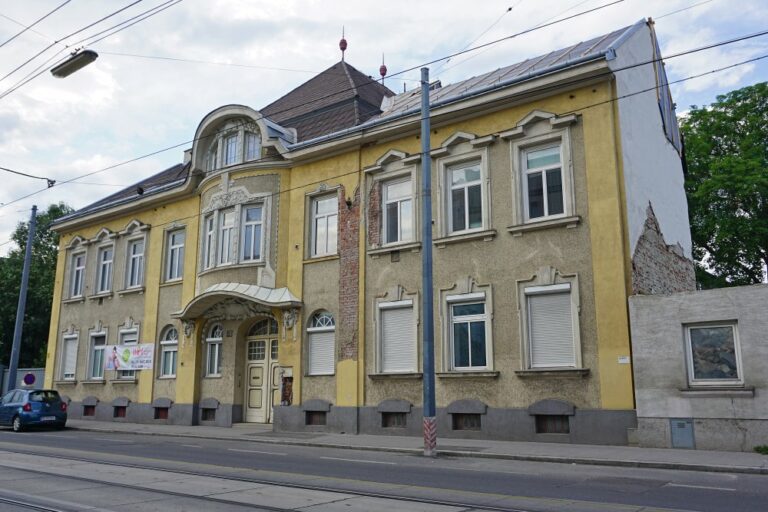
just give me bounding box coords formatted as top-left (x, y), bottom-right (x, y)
top-left (245, 131), bottom-right (260, 160)
top-left (207, 142), bottom-right (218, 172)
top-left (203, 120), bottom-right (262, 171)
top-left (223, 134), bottom-right (238, 166)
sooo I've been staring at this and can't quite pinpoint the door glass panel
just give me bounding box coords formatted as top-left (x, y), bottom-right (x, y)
top-left (249, 366), bottom-right (263, 386)
top-left (248, 389), bottom-right (262, 408)
top-left (270, 340), bottom-right (278, 360)
top-left (248, 340), bottom-right (266, 361)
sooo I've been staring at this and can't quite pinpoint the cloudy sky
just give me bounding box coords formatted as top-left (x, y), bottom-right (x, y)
top-left (0, 0), bottom-right (766, 254)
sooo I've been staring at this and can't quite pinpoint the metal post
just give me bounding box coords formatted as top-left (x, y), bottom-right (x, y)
top-left (420, 68), bottom-right (437, 457)
top-left (7, 205), bottom-right (37, 392)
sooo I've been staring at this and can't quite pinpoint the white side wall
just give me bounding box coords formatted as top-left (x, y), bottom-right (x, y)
top-left (609, 24), bottom-right (692, 257)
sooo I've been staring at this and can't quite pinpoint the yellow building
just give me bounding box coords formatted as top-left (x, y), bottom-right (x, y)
top-left (46, 20), bottom-right (694, 444)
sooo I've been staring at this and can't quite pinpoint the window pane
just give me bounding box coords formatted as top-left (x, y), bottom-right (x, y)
top-left (527, 172), bottom-right (544, 219)
top-left (315, 217), bottom-right (327, 254)
top-left (400, 199), bottom-right (413, 241)
top-left (546, 168), bottom-right (564, 215)
top-left (470, 321), bottom-right (486, 367)
top-left (327, 214), bottom-right (338, 254)
top-left (451, 188), bottom-right (466, 231)
top-left (386, 180), bottom-right (410, 200)
top-left (527, 146), bottom-right (560, 169)
top-left (453, 322), bottom-right (470, 368)
top-left (386, 202), bottom-right (399, 243)
top-left (224, 135), bottom-right (238, 165)
top-left (246, 206), bottom-right (262, 222)
top-left (452, 165), bottom-right (480, 185)
top-left (316, 196), bottom-right (337, 215)
top-left (245, 132), bottom-right (259, 160)
top-left (243, 225), bottom-right (252, 259)
top-left (467, 184), bottom-right (482, 228)
top-left (690, 327), bottom-right (738, 380)
top-left (453, 303), bottom-right (484, 316)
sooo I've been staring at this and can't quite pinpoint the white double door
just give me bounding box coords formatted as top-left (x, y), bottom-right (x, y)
top-left (244, 337), bottom-right (279, 423)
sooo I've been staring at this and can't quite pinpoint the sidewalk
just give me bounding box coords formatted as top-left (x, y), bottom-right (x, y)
top-left (66, 419), bottom-right (768, 475)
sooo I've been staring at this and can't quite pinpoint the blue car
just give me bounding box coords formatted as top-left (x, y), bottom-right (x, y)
top-left (0, 389), bottom-right (67, 432)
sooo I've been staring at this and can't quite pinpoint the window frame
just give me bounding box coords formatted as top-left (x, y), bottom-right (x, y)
top-left (436, 146), bottom-right (491, 238)
top-left (377, 299), bottom-right (417, 374)
top-left (382, 177), bottom-right (414, 245)
top-left (165, 228), bottom-right (185, 282)
top-left (240, 203), bottom-right (265, 263)
top-left (89, 332), bottom-right (107, 381)
top-left (95, 244), bottom-right (114, 294)
top-left (525, 283), bottom-right (578, 369)
top-left (447, 161), bottom-right (484, 234)
top-left (60, 334), bottom-right (78, 381)
top-left (244, 131), bottom-right (260, 161)
top-left (117, 328), bottom-right (139, 380)
top-left (218, 209), bottom-right (236, 265)
top-left (202, 213), bottom-right (216, 270)
top-left (159, 326), bottom-right (179, 379)
top-left (310, 194), bottom-right (339, 258)
top-left (307, 311), bottom-right (335, 376)
top-left (684, 322), bottom-right (743, 387)
top-left (223, 133), bottom-right (239, 166)
top-left (70, 251), bottom-right (86, 298)
top-left (521, 143), bottom-right (567, 222)
top-left (447, 293), bottom-right (491, 371)
top-left (205, 324), bottom-right (223, 377)
top-left (125, 237), bottom-right (145, 289)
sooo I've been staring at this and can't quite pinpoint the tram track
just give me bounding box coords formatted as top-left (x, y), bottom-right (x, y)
top-left (0, 495), bottom-right (68, 512)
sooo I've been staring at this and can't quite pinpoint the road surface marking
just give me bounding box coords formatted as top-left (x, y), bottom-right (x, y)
top-left (181, 444), bottom-right (201, 448)
top-left (227, 448), bottom-right (287, 456)
top-left (320, 456), bottom-right (396, 465)
top-left (665, 483), bottom-right (736, 492)
top-left (93, 437), bottom-right (133, 443)
top-left (32, 434), bottom-right (70, 439)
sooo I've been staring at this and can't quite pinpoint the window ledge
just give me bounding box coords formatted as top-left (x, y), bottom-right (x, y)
top-left (507, 215), bottom-right (581, 236)
top-left (368, 372), bottom-right (423, 380)
top-left (515, 368), bottom-right (590, 378)
top-left (434, 229), bottom-right (497, 248)
top-left (160, 280), bottom-right (183, 288)
top-left (111, 379), bottom-right (138, 385)
top-left (204, 375), bottom-right (223, 379)
top-left (437, 371), bottom-right (499, 379)
top-left (54, 380), bottom-right (77, 385)
top-left (88, 292), bottom-right (113, 301)
top-left (157, 376), bottom-right (176, 380)
top-left (118, 287), bottom-right (145, 297)
top-left (679, 387), bottom-right (755, 398)
top-left (368, 242), bottom-right (421, 257)
top-left (62, 296), bottom-right (86, 305)
top-left (81, 380), bottom-right (106, 385)
top-left (303, 254), bottom-right (340, 264)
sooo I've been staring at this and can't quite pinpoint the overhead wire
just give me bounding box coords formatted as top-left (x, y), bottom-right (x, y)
top-left (656, 0), bottom-right (717, 20)
top-left (0, 0), bottom-right (72, 49)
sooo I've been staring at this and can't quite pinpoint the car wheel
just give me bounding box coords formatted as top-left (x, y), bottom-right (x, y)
top-left (11, 416), bottom-right (23, 433)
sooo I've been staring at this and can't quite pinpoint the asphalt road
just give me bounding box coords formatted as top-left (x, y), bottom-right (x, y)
top-left (0, 428), bottom-right (765, 512)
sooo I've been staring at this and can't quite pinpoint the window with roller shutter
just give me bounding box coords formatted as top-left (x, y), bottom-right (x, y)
top-left (308, 311), bottom-right (335, 375)
top-left (526, 284), bottom-right (576, 368)
top-left (379, 301), bottom-right (416, 373)
top-left (61, 335), bottom-right (78, 380)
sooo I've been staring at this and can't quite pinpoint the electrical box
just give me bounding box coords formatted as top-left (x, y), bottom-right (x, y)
top-left (670, 418), bottom-right (695, 449)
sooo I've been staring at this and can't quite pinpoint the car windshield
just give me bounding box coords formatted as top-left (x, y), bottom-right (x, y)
top-left (28, 391), bottom-right (61, 403)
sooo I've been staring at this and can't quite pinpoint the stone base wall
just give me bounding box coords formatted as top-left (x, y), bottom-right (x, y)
top-left (637, 417), bottom-right (768, 452)
top-left (65, 401), bottom-right (238, 427)
top-left (273, 405), bottom-right (637, 445)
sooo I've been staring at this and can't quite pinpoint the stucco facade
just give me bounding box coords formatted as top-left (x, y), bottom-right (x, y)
top-left (46, 20), bottom-right (693, 445)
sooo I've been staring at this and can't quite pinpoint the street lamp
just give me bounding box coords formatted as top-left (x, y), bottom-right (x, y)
top-left (50, 49), bottom-right (98, 78)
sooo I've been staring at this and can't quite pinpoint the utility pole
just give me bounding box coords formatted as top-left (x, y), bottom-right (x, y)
top-left (420, 68), bottom-right (437, 457)
top-left (7, 205), bottom-right (37, 392)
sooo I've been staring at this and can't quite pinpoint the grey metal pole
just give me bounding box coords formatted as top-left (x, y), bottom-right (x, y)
top-left (420, 68), bottom-right (437, 457)
top-left (7, 205), bottom-right (37, 391)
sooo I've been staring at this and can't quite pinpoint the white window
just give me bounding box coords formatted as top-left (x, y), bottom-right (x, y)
top-left (685, 323), bottom-right (742, 386)
top-left (307, 311), bottom-right (335, 375)
top-left (311, 195), bottom-right (338, 257)
top-left (160, 326), bottom-right (179, 378)
top-left (241, 204), bottom-right (263, 262)
top-left (526, 284), bottom-right (576, 368)
top-left (383, 178), bottom-right (413, 244)
top-left (203, 214), bottom-right (215, 269)
top-left (523, 144), bottom-right (565, 221)
top-left (207, 142), bottom-right (218, 172)
top-left (448, 162), bottom-right (483, 233)
top-left (218, 209), bottom-right (235, 264)
top-left (166, 229), bottom-right (185, 281)
top-left (118, 329), bottom-right (138, 379)
top-left (70, 252), bottom-right (85, 298)
top-left (223, 134), bottom-right (238, 166)
top-left (96, 245), bottom-right (114, 293)
top-left (126, 239), bottom-right (145, 288)
top-left (90, 334), bottom-right (106, 380)
top-left (379, 301), bottom-right (416, 373)
top-left (448, 295), bottom-right (489, 370)
top-left (244, 131), bottom-right (260, 161)
top-left (205, 324), bottom-right (223, 377)
top-left (61, 335), bottom-right (78, 380)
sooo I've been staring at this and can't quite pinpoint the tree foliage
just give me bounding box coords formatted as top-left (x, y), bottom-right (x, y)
top-left (0, 203), bottom-right (73, 368)
top-left (681, 82), bottom-right (768, 287)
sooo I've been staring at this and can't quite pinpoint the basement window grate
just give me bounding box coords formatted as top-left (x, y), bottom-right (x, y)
top-left (381, 412), bottom-right (407, 428)
top-left (452, 413), bottom-right (481, 431)
top-left (305, 411), bottom-right (327, 426)
top-left (535, 414), bottom-right (570, 434)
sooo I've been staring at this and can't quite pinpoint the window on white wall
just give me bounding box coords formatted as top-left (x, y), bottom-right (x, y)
top-left (311, 195), bottom-right (338, 257)
top-left (448, 162), bottom-right (483, 233)
top-left (206, 324), bottom-right (223, 377)
top-left (685, 323), bottom-right (742, 386)
top-left (448, 294), bottom-right (489, 370)
top-left (166, 229), bottom-right (185, 281)
top-left (203, 214), bottom-right (215, 269)
top-left (307, 311), bottom-right (335, 375)
top-left (218, 209), bottom-right (235, 264)
top-left (383, 178), bottom-right (413, 244)
top-left (522, 144), bottom-right (565, 221)
top-left (379, 301), bottom-right (416, 373)
top-left (90, 334), bottom-right (106, 380)
top-left (525, 284), bottom-right (576, 368)
top-left (126, 239), bottom-right (145, 288)
top-left (96, 245), bottom-right (114, 293)
top-left (70, 252), bottom-right (86, 298)
top-left (61, 335), bottom-right (78, 380)
top-left (223, 134), bottom-right (238, 166)
top-left (160, 326), bottom-right (179, 378)
top-left (241, 204), bottom-right (264, 262)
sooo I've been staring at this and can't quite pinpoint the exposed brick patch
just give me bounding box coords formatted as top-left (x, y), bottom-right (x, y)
top-left (367, 182), bottom-right (381, 247)
top-left (338, 185), bottom-right (360, 361)
top-left (632, 203), bottom-right (696, 295)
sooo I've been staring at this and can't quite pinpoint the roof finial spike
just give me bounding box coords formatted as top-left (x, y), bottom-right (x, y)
top-left (339, 26), bottom-right (347, 62)
top-left (379, 53), bottom-right (387, 84)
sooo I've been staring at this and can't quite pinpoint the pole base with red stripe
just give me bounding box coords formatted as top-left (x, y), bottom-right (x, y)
top-left (423, 416), bottom-right (437, 457)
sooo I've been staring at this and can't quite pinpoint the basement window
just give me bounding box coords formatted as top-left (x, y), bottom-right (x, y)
top-left (154, 407), bottom-right (169, 420)
top-left (113, 406), bottom-right (127, 418)
top-left (201, 408), bottom-right (216, 421)
top-left (452, 413), bottom-right (481, 431)
top-left (83, 405), bottom-right (95, 417)
top-left (305, 411), bottom-right (327, 426)
top-left (381, 412), bottom-right (407, 428)
top-left (535, 414), bottom-right (570, 434)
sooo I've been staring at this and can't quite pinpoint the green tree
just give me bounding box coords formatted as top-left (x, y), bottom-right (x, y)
top-left (0, 202), bottom-right (73, 368)
top-left (681, 82), bottom-right (768, 287)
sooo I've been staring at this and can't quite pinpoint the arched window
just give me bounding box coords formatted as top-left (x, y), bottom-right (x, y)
top-left (248, 317), bottom-right (278, 337)
top-left (159, 326), bottom-right (178, 378)
top-left (203, 120), bottom-right (261, 171)
top-left (205, 324), bottom-right (223, 376)
top-left (307, 311), bottom-right (335, 375)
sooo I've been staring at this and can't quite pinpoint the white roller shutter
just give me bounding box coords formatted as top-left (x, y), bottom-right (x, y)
top-left (63, 337), bottom-right (78, 378)
top-left (308, 330), bottom-right (335, 375)
top-left (528, 291), bottom-right (575, 368)
top-left (381, 306), bottom-right (415, 373)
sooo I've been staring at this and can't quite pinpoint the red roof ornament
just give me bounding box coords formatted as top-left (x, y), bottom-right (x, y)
top-left (339, 27), bottom-right (347, 61)
top-left (380, 54), bottom-right (387, 83)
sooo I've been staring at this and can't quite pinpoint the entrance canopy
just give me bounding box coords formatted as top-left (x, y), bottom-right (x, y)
top-left (172, 283), bottom-right (301, 321)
